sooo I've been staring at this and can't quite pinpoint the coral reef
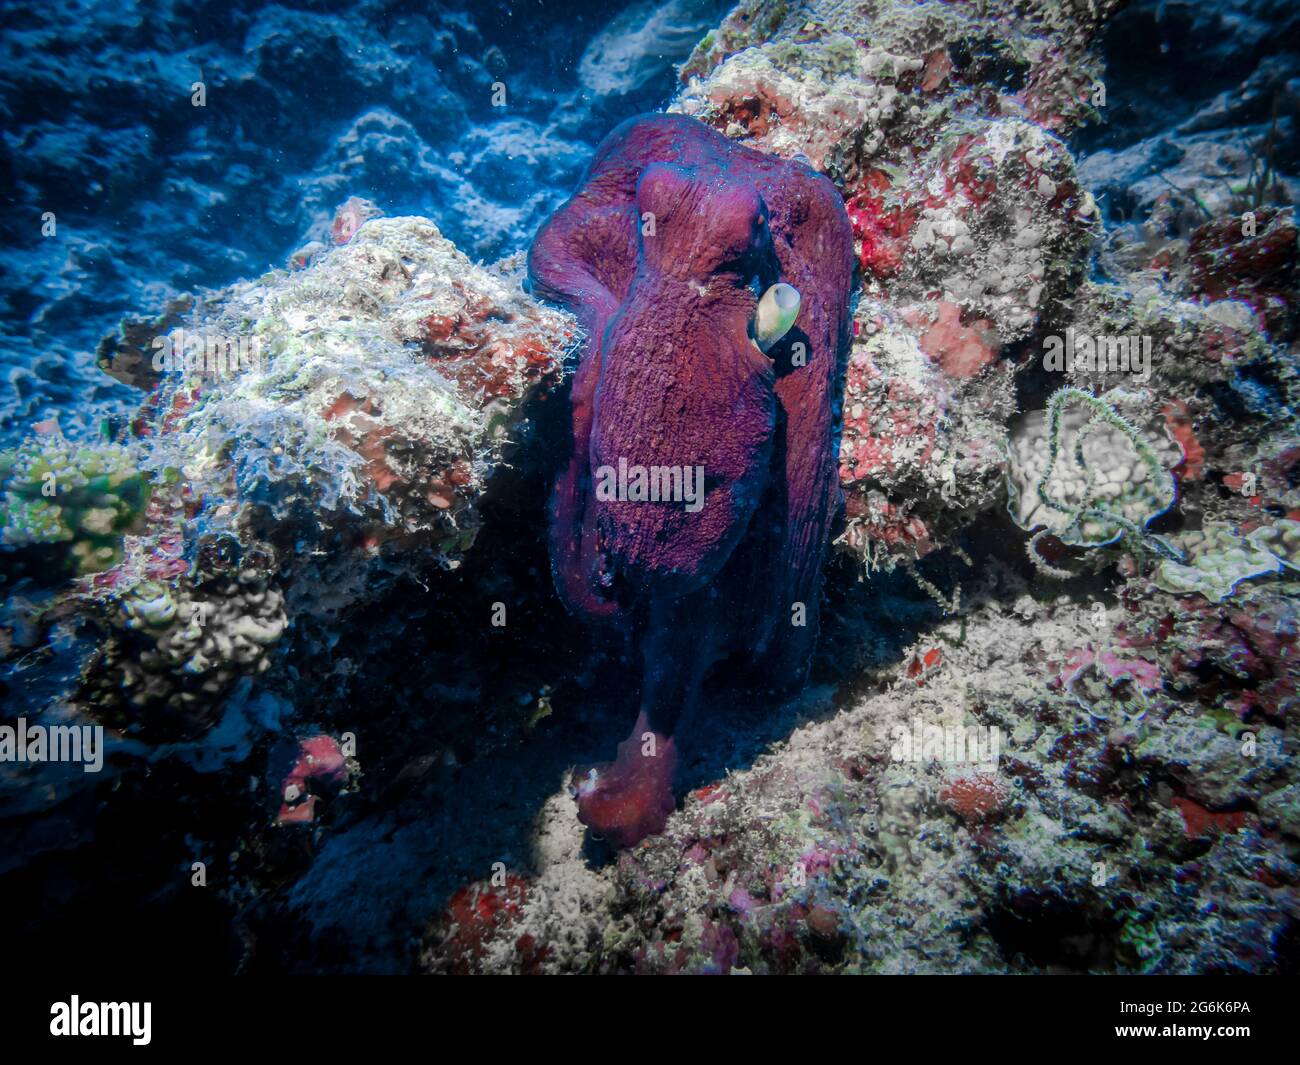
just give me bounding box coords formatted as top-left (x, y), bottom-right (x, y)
top-left (5, 207), bottom-right (576, 754)
top-left (81, 539), bottom-right (287, 739)
top-left (1154, 521), bottom-right (1300, 600)
top-left (406, 0), bottom-right (1298, 973)
top-left (416, 568), bottom-right (1299, 973)
top-left (2, 0), bottom-right (1298, 979)
top-left (3, 191), bottom-right (588, 972)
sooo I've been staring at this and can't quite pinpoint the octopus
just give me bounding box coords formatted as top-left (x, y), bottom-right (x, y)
top-left (528, 114), bottom-right (855, 845)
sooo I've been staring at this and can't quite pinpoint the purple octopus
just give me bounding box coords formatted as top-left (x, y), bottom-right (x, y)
top-left (528, 114), bottom-right (855, 846)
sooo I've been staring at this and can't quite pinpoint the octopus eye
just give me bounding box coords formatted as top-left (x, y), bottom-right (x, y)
top-left (571, 768), bottom-right (601, 800)
top-left (753, 283), bottom-right (802, 354)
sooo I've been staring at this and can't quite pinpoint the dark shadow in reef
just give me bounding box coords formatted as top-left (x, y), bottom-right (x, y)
top-left (270, 514), bottom-right (1086, 972)
top-left (246, 398), bottom-right (1097, 972)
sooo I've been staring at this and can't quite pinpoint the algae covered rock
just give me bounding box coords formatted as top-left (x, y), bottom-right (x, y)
top-left (63, 212), bottom-right (577, 738)
top-left (129, 215), bottom-right (576, 560)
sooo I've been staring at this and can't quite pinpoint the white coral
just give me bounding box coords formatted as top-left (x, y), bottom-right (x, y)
top-left (1007, 388), bottom-right (1180, 547)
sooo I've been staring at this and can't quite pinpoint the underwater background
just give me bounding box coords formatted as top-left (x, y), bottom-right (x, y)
top-left (1, 0), bottom-right (1298, 974)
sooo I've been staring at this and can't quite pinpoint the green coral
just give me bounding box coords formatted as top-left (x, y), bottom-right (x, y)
top-left (1117, 908), bottom-right (1166, 973)
top-left (1155, 520), bottom-right (1300, 601)
top-left (0, 429), bottom-right (150, 575)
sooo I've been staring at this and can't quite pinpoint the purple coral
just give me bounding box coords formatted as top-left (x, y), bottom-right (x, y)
top-left (529, 114), bottom-right (854, 845)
